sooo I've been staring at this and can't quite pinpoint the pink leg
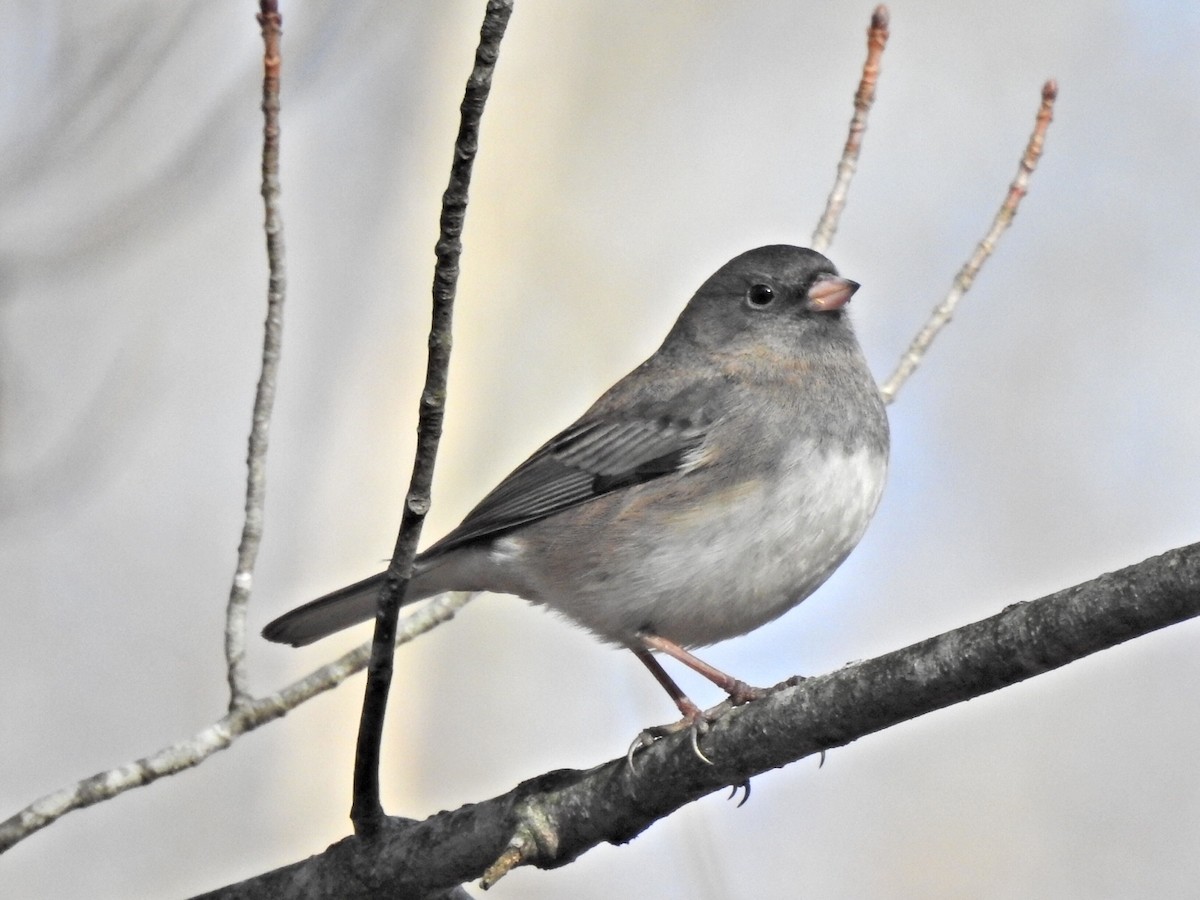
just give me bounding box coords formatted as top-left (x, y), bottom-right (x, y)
top-left (639, 633), bottom-right (764, 705)
top-left (633, 648), bottom-right (704, 721)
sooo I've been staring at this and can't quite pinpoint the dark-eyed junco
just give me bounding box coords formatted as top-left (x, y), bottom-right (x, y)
top-left (264, 245), bottom-right (888, 733)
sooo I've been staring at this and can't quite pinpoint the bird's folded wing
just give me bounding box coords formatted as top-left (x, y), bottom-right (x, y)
top-left (422, 412), bottom-right (711, 557)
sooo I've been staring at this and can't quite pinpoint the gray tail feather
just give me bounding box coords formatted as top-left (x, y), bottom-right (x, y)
top-left (262, 572), bottom-right (392, 647)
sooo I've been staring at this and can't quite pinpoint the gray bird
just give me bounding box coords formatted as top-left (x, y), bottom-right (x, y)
top-left (263, 245), bottom-right (888, 733)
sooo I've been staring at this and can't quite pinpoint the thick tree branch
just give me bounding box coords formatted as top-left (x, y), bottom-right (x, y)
top-left (194, 541), bottom-right (1200, 898)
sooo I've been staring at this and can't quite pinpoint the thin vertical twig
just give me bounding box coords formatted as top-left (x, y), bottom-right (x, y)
top-left (224, 0), bottom-right (286, 711)
top-left (880, 79), bottom-right (1057, 404)
top-left (811, 5), bottom-right (890, 253)
top-left (351, 0), bottom-right (515, 837)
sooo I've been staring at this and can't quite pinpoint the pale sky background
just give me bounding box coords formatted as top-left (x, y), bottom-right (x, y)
top-left (2, 2), bottom-right (1199, 898)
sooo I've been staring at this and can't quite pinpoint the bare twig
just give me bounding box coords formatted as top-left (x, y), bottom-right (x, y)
top-left (196, 541), bottom-right (1200, 897)
top-left (224, 0), bottom-right (286, 710)
top-left (0, 592), bottom-right (475, 854)
top-left (811, 5), bottom-right (889, 253)
top-left (880, 79), bottom-right (1057, 403)
top-left (351, 0), bottom-right (514, 836)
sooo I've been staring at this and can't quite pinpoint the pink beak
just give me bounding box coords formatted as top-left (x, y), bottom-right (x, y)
top-left (806, 275), bottom-right (860, 312)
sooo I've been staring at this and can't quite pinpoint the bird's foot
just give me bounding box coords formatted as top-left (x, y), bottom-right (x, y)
top-left (627, 705), bottom-right (717, 768)
top-left (724, 679), bottom-right (765, 706)
top-left (626, 683), bottom-right (766, 770)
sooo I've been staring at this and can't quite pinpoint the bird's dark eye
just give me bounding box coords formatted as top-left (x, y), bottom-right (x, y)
top-left (746, 283), bottom-right (775, 307)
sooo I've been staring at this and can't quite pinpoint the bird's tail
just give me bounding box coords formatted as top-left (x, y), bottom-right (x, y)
top-left (263, 544), bottom-right (493, 647)
top-left (261, 571), bottom-right (395, 647)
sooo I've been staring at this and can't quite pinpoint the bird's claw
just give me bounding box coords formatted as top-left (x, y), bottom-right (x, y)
top-left (688, 717), bottom-right (714, 765)
top-left (626, 730), bottom-right (657, 770)
top-left (627, 710), bottom-right (714, 768)
top-left (727, 779), bottom-right (752, 807)
top-left (627, 695), bottom-right (752, 771)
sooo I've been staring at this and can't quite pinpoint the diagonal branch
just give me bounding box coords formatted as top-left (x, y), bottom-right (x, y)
top-left (880, 79), bottom-right (1058, 403)
top-left (0, 593), bottom-right (475, 855)
top-left (351, 0), bottom-right (514, 835)
top-left (194, 541), bottom-right (1200, 898)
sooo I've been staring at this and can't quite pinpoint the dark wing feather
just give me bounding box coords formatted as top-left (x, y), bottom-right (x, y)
top-left (422, 414), bottom-right (710, 557)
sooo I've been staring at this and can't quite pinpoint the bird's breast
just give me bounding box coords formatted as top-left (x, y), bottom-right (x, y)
top-left (495, 440), bottom-right (887, 649)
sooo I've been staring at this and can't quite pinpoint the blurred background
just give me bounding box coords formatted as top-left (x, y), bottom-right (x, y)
top-left (2, 2), bottom-right (1198, 897)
